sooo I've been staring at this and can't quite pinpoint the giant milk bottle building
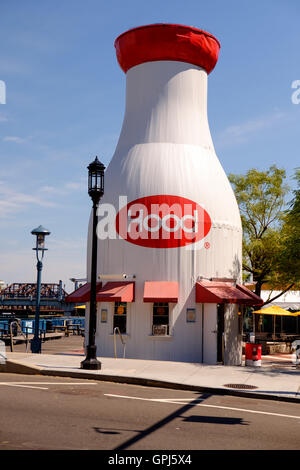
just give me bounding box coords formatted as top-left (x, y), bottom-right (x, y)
top-left (82, 24), bottom-right (263, 365)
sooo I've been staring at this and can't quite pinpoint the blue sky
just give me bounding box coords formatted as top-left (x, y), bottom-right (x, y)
top-left (0, 0), bottom-right (299, 292)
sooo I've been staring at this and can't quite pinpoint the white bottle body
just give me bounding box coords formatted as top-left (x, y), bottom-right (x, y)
top-left (87, 60), bottom-right (242, 363)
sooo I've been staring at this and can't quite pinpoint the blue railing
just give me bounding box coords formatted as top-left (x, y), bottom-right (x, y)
top-left (0, 317), bottom-right (85, 336)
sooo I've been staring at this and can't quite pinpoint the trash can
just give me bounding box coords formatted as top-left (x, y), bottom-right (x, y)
top-left (245, 343), bottom-right (262, 367)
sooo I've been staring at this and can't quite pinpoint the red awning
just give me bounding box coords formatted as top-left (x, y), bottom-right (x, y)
top-left (143, 281), bottom-right (179, 303)
top-left (196, 279), bottom-right (263, 305)
top-left (234, 284), bottom-right (264, 306)
top-left (96, 281), bottom-right (135, 302)
top-left (65, 282), bottom-right (102, 303)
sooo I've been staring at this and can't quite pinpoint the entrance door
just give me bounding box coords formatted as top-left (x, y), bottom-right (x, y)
top-left (217, 303), bottom-right (225, 363)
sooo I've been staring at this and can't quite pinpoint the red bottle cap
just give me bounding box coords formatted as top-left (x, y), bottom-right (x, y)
top-left (115, 23), bottom-right (220, 74)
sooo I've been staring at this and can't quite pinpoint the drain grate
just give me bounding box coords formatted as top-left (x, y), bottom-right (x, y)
top-left (223, 383), bottom-right (258, 390)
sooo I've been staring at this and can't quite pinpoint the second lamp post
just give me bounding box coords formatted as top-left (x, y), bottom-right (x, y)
top-left (81, 156), bottom-right (105, 370)
top-left (30, 225), bottom-right (50, 354)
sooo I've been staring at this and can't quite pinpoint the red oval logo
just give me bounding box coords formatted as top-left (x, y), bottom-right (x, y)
top-left (116, 195), bottom-right (211, 248)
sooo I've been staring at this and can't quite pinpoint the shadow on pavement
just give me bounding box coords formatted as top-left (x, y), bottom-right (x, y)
top-left (110, 392), bottom-right (248, 451)
top-left (182, 415), bottom-right (249, 425)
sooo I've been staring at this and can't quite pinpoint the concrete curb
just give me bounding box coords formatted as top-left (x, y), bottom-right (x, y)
top-left (0, 360), bottom-right (42, 375)
top-left (1, 359), bottom-right (299, 403)
top-left (39, 369), bottom-right (300, 403)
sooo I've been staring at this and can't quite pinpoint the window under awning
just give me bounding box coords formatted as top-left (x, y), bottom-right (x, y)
top-left (196, 279), bottom-right (263, 305)
top-left (96, 281), bottom-right (135, 302)
top-left (65, 282), bottom-right (102, 303)
top-left (143, 281), bottom-right (179, 303)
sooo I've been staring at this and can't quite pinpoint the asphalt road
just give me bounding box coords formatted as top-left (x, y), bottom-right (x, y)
top-left (0, 373), bottom-right (299, 451)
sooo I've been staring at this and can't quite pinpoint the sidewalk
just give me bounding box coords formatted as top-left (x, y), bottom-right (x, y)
top-left (1, 350), bottom-right (300, 402)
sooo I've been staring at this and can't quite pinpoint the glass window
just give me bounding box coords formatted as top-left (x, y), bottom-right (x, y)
top-left (153, 302), bottom-right (169, 335)
top-left (113, 302), bottom-right (127, 334)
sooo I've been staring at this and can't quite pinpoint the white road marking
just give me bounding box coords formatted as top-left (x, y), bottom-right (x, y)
top-left (0, 382), bottom-right (97, 390)
top-left (104, 394), bottom-right (202, 403)
top-left (0, 382), bottom-right (97, 385)
top-left (156, 398), bottom-right (205, 403)
top-left (104, 394), bottom-right (300, 420)
top-left (105, 394), bottom-right (204, 403)
top-left (1, 384), bottom-right (49, 390)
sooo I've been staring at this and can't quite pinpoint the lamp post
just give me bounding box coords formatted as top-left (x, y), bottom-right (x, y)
top-left (30, 225), bottom-right (50, 353)
top-left (81, 156), bottom-right (105, 370)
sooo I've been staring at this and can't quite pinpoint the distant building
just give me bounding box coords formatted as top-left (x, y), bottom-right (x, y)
top-left (245, 284), bottom-right (300, 312)
top-left (70, 278), bottom-right (87, 291)
top-left (0, 281), bottom-right (75, 317)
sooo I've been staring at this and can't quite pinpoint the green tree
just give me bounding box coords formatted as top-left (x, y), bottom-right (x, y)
top-left (275, 168), bottom-right (300, 289)
top-left (229, 165), bottom-right (290, 299)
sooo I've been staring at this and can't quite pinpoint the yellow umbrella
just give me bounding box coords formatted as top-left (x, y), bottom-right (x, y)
top-left (253, 305), bottom-right (298, 337)
top-left (253, 306), bottom-right (298, 316)
top-left (74, 305), bottom-right (86, 309)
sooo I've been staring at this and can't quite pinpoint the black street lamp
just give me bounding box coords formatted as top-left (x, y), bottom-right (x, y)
top-left (81, 156), bottom-right (105, 370)
top-left (30, 225), bottom-right (50, 353)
